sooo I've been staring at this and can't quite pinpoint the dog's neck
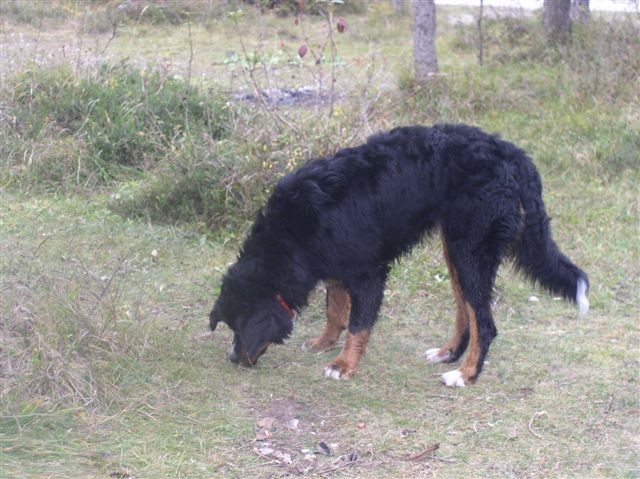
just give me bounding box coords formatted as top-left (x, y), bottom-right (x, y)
top-left (234, 247), bottom-right (317, 312)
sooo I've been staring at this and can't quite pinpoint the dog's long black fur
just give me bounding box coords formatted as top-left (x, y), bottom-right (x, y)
top-left (209, 124), bottom-right (589, 379)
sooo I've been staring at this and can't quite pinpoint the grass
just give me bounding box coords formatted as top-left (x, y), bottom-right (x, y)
top-left (3, 63), bottom-right (229, 189)
top-left (1, 2), bottom-right (639, 478)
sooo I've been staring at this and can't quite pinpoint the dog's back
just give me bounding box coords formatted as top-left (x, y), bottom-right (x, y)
top-left (267, 125), bottom-right (518, 265)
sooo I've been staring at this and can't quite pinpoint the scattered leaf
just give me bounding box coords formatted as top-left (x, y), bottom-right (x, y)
top-left (298, 44), bottom-right (308, 58)
top-left (273, 451), bottom-right (292, 464)
top-left (255, 428), bottom-right (272, 440)
top-left (316, 441), bottom-right (331, 455)
top-left (257, 447), bottom-right (274, 456)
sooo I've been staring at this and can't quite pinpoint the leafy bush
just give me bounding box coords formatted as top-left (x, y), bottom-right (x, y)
top-left (2, 63), bottom-right (229, 188)
top-left (110, 102), bottom-right (361, 231)
top-left (82, 0), bottom-right (243, 33)
top-left (421, 14), bottom-right (638, 123)
top-left (564, 17), bottom-right (640, 102)
top-left (0, 0), bottom-right (73, 27)
top-left (109, 143), bottom-right (261, 231)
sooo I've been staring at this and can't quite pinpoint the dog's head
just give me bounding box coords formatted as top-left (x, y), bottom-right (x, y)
top-left (209, 275), bottom-right (294, 367)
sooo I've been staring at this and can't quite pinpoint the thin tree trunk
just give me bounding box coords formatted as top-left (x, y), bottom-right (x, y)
top-left (392, 0), bottom-right (405, 14)
top-left (477, 0), bottom-right (484, 66)
top-left (571, 0), bottom-right (590, 24)
top-left (413, 0), bottom-right (438, 80)
top-left (543, 0), bottom-right (572, 44)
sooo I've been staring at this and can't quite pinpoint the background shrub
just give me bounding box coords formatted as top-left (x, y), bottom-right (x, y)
top-left (2, 63), bottom-right (229, 188)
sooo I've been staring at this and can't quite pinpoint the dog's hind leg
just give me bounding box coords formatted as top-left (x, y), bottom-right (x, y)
top-left (425, 236), bottom-right (470, 364)
top-left (323, 273), bottom-right (387, 380)
top-left (440, 298), bottom-right (495, 387)
top-left (438, 213), bottom-right (518, 387)
top-left (304, 280), bottom-right (350, 353)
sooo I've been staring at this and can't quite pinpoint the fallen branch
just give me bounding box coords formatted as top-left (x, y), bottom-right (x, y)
top-left (315, 450), bottom-right (359, 476)
top-left (407, 443), bottom-right (440, 462)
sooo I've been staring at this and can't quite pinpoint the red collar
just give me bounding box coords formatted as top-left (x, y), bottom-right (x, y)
top-left (275, 293), bottom-right (294, 319)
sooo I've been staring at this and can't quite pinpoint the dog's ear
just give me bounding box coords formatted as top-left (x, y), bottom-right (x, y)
top-left (209, 302), bottom-right (222, 332)
top-left (241, 310), bottom-right (293, 359)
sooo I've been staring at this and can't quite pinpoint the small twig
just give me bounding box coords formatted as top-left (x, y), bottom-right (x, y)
top-left (186, 18), bottom-right (194, 88)
top-left (319, 9), bottom-right (337, 117)
top-left (528, 411), bottom-right (546, 439)
top-left (100, 21), bottom-right (118, 55)
top-left (316, 456), bottom-right (359, 476)
top-left (232, 17), bottom-right (300, 136)
top-left (133, 4), bottom-right (150, 31)
top-left (432, 456), bottom-right (456, 463)
top-left (30, 0), bottom-right (45, 64)
top-left (407, 443), bottom-right (440, 462)
top-left (90, 253), bottom-right (130, 317)
top-left (477, 0), bottom-right (484, 66)
top-left (253, 450), bottom-right (278, 464)
top-left (298, 11), bottom-right (329, 111)
top-left (33, 236), bottom-right (50, 257)
top-left (604, 395), bottom-right (614, 414)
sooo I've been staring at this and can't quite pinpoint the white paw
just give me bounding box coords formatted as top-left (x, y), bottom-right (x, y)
top-left (425, 347), bottom-right (450, 363)
top-left (324, 366), bottom-right (342, 380)
top-left (441, 369), bottom-right (467, 388)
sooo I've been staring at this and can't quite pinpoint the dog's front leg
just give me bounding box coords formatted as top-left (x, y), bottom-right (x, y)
top-left (304, 280), bottom-right (350, 353)
top-left (323, 274), bottom-right (386, 380)
top-left (323, 329), bottom-right (370, 379)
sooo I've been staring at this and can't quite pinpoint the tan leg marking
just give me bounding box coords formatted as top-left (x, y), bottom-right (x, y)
top-left (305, 280), bottom-right (350, 353)
top-left (324, 329), bottom-right (370, 380)
top-left (459, 302), bottom-right (480, 383)
top-left (441, 303), bottom-right (480, 387)
top-left (426, 238), bottom-right (470, 363)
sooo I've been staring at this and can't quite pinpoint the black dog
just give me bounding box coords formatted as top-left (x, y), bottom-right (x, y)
top-left (209, 124), bottom-right (589, 387)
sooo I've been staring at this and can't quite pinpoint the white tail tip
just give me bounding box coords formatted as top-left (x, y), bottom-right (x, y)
top-left (576, 278), bottom-right (589, 318)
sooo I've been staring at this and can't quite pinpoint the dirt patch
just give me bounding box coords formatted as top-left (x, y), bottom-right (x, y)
top-left (244, 396), bottom-right (362, 476)
top-left (243, 395), bottom-right (445, 477)
top-left (234, 86), bottom-right (339, 106)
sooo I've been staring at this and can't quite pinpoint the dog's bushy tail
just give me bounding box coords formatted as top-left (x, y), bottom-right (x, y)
top-left (515, 158), bottom-right (590, 317)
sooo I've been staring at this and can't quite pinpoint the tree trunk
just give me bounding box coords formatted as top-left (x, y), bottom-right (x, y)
top-left (543, 0), bottom-right (572, 44)
top-left (392, 0), bottom-right (405, 14)
top-left (477, 0), bottom-right (484, 66)
top-left (413, 0), bottom-right (438, 80)
top-left (571, 0), bottom-right (590, 24)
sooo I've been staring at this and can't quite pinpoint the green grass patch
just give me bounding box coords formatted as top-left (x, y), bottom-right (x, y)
top-left (1, 180), bottom-right (638, 477)
top-left (1, 6), bottom-right (639, 477)
top-left (2, 62), bottom-right (229, 189)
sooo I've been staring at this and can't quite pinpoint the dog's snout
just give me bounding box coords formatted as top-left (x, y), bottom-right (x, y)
top-left (228, 350), bottom-right (239, 363)
top-left (228, 339), bottom-right (239, 363)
